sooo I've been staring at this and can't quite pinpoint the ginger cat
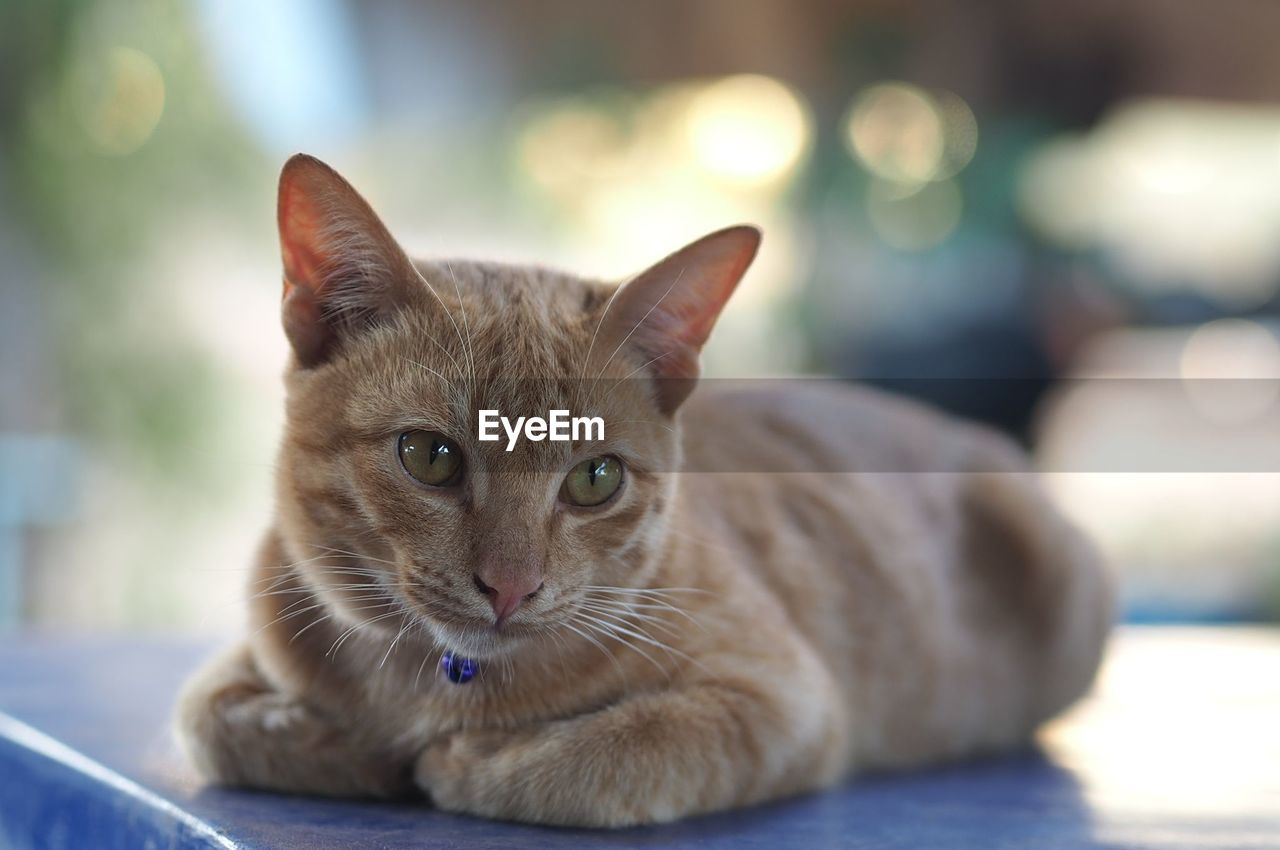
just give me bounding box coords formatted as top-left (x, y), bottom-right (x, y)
top-left (175, 154), bottom-right (1113, 827)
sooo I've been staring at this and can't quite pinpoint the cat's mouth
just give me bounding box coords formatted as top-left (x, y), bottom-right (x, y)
top-left (398, 583), bottom-right (544, 660)
top-left (416, 610), bottom-right (540, 660)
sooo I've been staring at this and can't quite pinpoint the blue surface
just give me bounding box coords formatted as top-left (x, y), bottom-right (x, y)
top-left (1, 630), bottom-right (1278, 849)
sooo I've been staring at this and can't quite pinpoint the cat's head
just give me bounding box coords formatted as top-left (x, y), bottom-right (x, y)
top-left (271, 154), bottom-right (758, 658)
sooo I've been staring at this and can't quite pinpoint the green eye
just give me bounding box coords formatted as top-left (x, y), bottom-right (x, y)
top-left (562, 456), bottom-right (624, 507)
top-left (398, 430), bottom-right (463, 487)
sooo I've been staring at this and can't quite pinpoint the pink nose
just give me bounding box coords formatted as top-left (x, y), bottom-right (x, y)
top-left (472, 570), bottom-right (543, 625)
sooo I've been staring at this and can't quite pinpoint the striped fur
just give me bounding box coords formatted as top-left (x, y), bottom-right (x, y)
top-left (175, 156), bottom-right (1113, 826)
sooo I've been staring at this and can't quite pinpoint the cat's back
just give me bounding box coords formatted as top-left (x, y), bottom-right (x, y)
top-left (673, 380), bottom-right (1109, 769)
top-left (678, 379), bottom-right (1023, 476)
top-left (673, 379), bottom-right (1032, 623)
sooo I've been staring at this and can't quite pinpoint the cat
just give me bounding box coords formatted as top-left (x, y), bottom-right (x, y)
top-left (175, 153), bottom-right (1113, 827)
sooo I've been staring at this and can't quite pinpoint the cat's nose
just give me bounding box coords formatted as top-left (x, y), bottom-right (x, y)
top-left (472, 570), bottom-right (543, 626)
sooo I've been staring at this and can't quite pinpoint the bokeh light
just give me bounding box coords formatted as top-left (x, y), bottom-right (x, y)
top-left (1017, 99), bottom-right (1280, 306)
top-left (843, 82), bottom-right (977, 187)
top-left (846, 83), bottom-right (942, 185)
top-left (1180, 318), bottom-right (1280, 424)
top-left (1045, 628), bottom-right (1280, 827)
top-left (934, 91), bottom-right (979, 177)
top-left (76, 46), bottom-right (166, 156)
top-left (517, 98), bottom-right (635, 196)
top-left (684, 74), bottom-right (812, 188)
top-left (6, 1), bottom-right (1280, 637)
top-left (866, 177), bottom-right (962, 250)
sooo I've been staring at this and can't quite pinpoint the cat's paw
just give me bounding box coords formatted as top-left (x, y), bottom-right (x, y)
top-left (415, 726), bottom-right (652, 827)
top-left (183, 681), bottom-right (331, 782)
top-left (198, 688), bottom-right (413, 798)
top-left (219, 690), bottom-right (334, 744)
top-left (414, 728), bottom-right (525, 815)
top-left (177, 647), bottom-right (414, 799)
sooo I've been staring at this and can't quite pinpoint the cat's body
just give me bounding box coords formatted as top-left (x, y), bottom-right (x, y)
top-left (176, 156), bottom-right (1112, 827)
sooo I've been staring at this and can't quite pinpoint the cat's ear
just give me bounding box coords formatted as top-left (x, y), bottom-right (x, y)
top-left (277, 154), bottom-right (421, 367)
top-left (599, 225), bottom-right (760, 413)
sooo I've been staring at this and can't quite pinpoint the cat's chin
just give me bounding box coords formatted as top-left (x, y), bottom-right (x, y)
top-left (422, 617), bottom-right (534, 661)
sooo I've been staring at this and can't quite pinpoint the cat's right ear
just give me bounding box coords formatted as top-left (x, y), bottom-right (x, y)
top-left (277, 154), bottom-right (421, 367)
top-left (596, 225), bottom-right (761, 414)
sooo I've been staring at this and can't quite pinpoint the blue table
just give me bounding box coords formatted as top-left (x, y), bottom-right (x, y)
top-left (1, 628), bottom-right (1277, 849)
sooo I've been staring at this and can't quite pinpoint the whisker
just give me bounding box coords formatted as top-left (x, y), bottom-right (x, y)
top-left (587, 353), bottom-right (675, 413)
top-left (248, 560), bottom-right (373, 589)
top-left (594, 267), bottom-right (686, 382)
top-left (616, 351), bottom-right (672, 385)
top-left (248, 577), bottom-right (370, 607)
top-left (577, 607), bottom-right (717, 679)
top-left (254, 564), bottom-right (387, 583)
top-left (541, 627), bottom-right (572, 681)
top-left (561, 620), bottom-right (627, 683)
top-left (379, 621), bottom-right (411, 669)
top-left (579, 586), bottom-right (711, 618)
top-left (263, 589), bottom-right (386, 623)
top-left (575, 610), bottom-right (672, 661)
top-left (581, 592), bottom-right (707, 632)
top-left (326, 609), bottom-right (404, 659)
top-left (580, 584), bottom-right (710, 597)
top-left (576, 271), bottom-right (633, 410)
top-left (574, 614), bottom-right (672, 682)
top-left (402, 356), bottom-right (462, 400)
top-left (248, 582), bottom-right (384, 605)
top-left (289, 612), bottom-right (335, 644)
top-left (445, 261), bottom-right (478, 398)
top-left (193, 548), bottom-right (388, 577)
top-left (410, 265), bottom-right (473, 386)
top-left (405, 317), bottom-right (466, 379)
top-left (254, 596), bottom-right (391, 640)
top-left (250, 563), bottom-right (387, 592)
top-left (413, 625), bottom-right (444, 692)
top-left (303, 545), bottom-right (398, 566)
top-left (577, 599), bottom-right (682, 638)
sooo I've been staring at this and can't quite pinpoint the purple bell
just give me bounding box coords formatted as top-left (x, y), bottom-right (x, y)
top-left (440, 651), bottom-right (477, 684)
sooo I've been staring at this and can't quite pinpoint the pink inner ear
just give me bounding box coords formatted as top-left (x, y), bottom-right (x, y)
top-left (603, 226), bottom-right (759, 413)
top-left (672, 289), bottom-right (728, 350)
top-left (278, 184), bottom-right (331, 298)
top-left (634, 305), bottom-right (704, 371)
top-left (274, 154), bottom-right (423, 367)
top-left (635, 228), bottom-right (760, 360)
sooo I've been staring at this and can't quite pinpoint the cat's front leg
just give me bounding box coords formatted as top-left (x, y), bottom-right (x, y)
top-left (415, 667), bottom-right (847, 827)
top-left (176, 644), bottom-right (414, 799)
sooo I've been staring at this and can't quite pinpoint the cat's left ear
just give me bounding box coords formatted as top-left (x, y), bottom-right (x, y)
top-left (598, 225), bottom-right (760, 413)
top-left (277, 153), bottom-right (423, 367)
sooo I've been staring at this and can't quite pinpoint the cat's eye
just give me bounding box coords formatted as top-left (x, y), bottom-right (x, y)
top-left (398, 430), bottom-right (463, 487)
top-left (562, 456), bottom-right (624, 507)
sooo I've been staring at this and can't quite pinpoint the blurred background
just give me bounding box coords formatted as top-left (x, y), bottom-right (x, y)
top-left (2, 0), bottom-right (1279, 634)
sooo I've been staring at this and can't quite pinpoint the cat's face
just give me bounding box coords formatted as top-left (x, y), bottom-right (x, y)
top-left (276, 271), bottom-right (682, 658)
top-left (271, 155), bottom-right (757, 658)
